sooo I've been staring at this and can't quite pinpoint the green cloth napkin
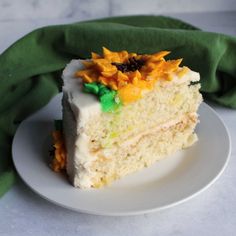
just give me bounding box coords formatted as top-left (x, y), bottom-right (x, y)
top-left (0, 15), bottom-right (236, 197)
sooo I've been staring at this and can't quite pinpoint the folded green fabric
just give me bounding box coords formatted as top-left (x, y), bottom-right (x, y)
top-left (0, 15), bottom-right (236, 197)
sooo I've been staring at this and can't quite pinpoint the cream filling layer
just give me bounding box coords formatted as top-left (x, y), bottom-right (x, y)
top-left (119, 113), bottom-right (197, 148)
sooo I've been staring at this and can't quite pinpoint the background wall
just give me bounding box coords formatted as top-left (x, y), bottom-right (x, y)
top-left (0, 0), bottom-right (236, 21)
top-left (0, 0), bottom-right (235, 54)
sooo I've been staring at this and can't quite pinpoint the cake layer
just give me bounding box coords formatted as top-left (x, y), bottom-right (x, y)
top-left (62, 59), bottom-right (202, 188)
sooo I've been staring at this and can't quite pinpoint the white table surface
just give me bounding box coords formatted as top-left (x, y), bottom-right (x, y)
top-left (0, 11), bottom-right (236, 236)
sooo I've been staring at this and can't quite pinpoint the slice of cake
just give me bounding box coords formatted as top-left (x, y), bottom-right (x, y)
top-left (60, 47), bottom-right (202, 188)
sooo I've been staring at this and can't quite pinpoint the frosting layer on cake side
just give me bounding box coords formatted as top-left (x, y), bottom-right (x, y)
top-left (62, 60), bottom-right (102, 188)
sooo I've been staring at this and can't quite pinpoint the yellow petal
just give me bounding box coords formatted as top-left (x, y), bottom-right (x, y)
top-left (91, 52), bottom-right (101, 59)
top-left (152, 51), bottom-right (171, 60)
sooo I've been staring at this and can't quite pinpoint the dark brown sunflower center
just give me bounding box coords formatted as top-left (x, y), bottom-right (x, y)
top-left (112, 57), bottom-right (145, 73)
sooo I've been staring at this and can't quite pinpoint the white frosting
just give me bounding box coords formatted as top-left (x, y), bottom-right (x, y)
top-left (62, 60), bottom-right (101, 125)
top-left (62, 59), bottom-right (200, 188)
top-left (62, 60), bottom-right (101, 188)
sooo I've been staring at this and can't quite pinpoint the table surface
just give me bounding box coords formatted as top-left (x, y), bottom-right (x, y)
top-left (0, 11), bottom-right (236, 236)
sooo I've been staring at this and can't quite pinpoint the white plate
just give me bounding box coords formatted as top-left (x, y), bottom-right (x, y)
top-left (12, 94), bottom-right (231, 216)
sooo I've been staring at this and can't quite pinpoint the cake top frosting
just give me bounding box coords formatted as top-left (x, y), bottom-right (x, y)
top-left (75, 47), bottom-right (190, 112)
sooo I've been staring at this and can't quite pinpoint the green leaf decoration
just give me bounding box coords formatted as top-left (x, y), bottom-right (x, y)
top-left (83, 82), bottom-right (122, 112)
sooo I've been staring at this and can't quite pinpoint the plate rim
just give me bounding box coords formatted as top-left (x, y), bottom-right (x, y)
top-left (12, 94), bottom-right (231, 216)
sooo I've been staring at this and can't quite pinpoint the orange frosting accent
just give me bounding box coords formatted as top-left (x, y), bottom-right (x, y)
top-left (75, 47), bottom-right (186, 104)
top-left (51, 131), bottom-right (66, 172)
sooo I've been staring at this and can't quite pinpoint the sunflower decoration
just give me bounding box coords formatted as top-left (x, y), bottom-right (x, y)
top-left (50, 120), bottom-right (66, 172)
top-left (75, 47), bottom-right (185, 112)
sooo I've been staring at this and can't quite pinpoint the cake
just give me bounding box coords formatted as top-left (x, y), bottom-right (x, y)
top-left (52, 47), bottom-right (202, 189)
